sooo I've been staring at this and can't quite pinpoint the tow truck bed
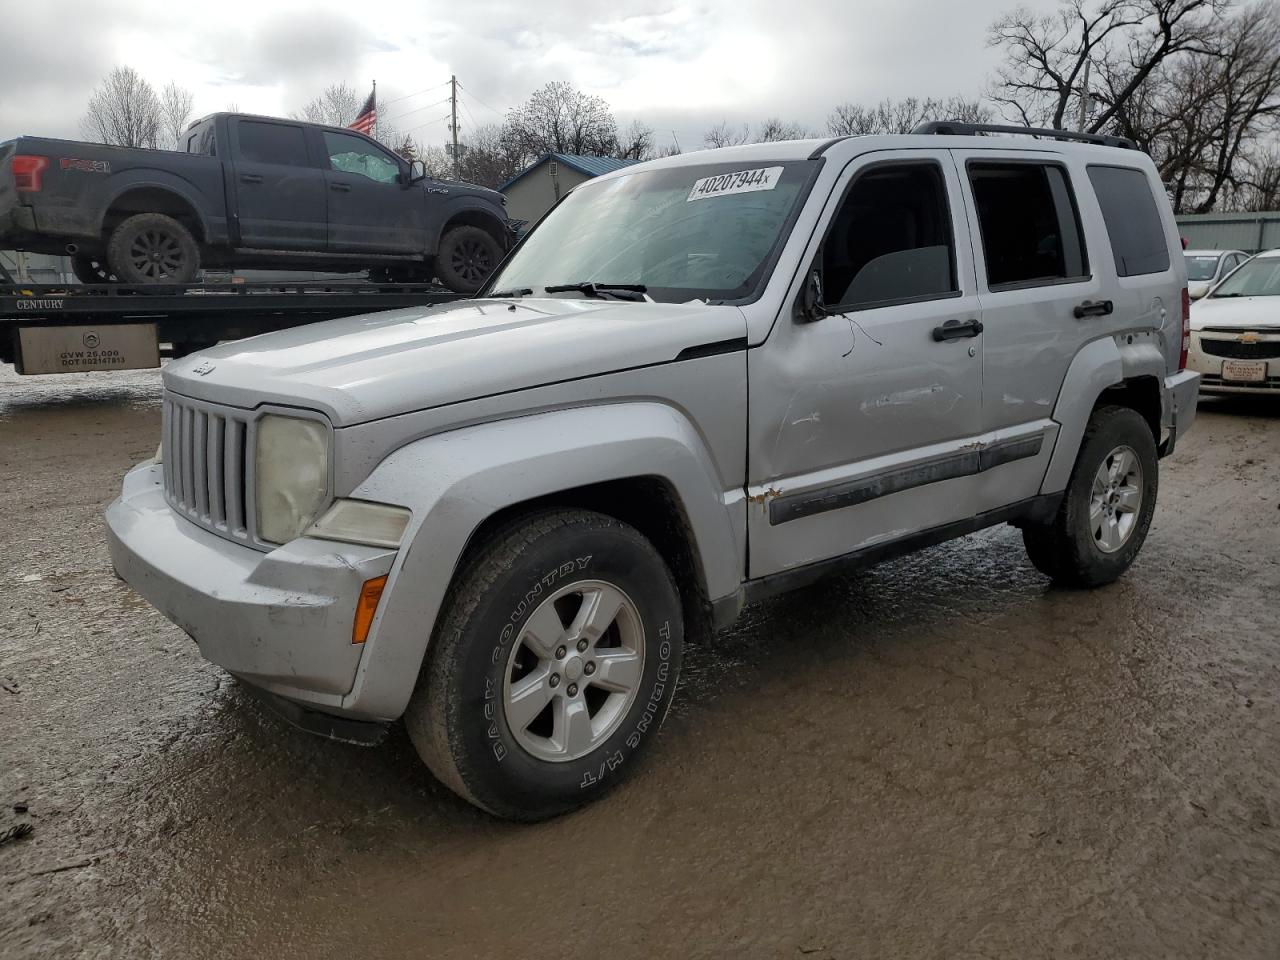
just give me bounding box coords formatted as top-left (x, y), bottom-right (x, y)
top-left (0, 281), bottom-right (466, 374)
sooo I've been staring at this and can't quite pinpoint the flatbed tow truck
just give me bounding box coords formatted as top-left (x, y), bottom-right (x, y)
top-left (0, 263), bottom-right (465, 375)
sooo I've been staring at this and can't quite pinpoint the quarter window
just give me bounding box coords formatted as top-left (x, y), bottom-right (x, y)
top-left (237, 122), bottom-right (308, 166)
top-left (821, 162), bottom-right (957, 310)
top-left (969, 162), bottom-right (1088, 288)
top-left (1087, 165), bottom-right (1171, 277)
top-left (323, 132), bottom-right (401, 184)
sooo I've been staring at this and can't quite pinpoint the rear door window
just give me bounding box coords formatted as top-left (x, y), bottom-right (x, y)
top-left (237, 121), bottom-right (309, 166)
top-left (1086, 165), bottom-right (1171, 277)
top-left (968, 162), bottom-right (1088, 289)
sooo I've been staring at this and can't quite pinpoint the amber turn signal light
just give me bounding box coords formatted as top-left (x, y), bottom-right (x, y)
top-left (352, 575), bottom-right (389, 644)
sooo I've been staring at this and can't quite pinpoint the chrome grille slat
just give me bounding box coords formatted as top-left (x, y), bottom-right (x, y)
top-left (162, 394), bottom-right (254, 543)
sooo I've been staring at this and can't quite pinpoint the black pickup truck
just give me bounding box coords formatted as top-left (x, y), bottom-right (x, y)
top-left (0, 113), bottom-right (512, 292)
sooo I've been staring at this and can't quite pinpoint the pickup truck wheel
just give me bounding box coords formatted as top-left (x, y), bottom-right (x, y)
top-left (107, 213), bottom-right (199, 284)
top-left (71, 254), bottom-right (117, 285)
top-left (405, 509), bottom-right (684, 821)
top-left (1022, 405), bottom-right (1158, 587)
top-left (435, 225), bottom-right (501, 293)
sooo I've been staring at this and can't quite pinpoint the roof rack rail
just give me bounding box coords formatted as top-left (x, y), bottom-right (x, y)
top-left (912, 121), bottom-right (1137, 150)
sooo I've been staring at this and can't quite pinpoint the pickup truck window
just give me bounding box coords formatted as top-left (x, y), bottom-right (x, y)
top-left (323, 132), bottom-right (400, 184)
top-left (185, 127), bottom-right (215, 157)
top-left (485, 160), bottom-right (817, 303)
top-left (238, 121), bottom-right (309, 166)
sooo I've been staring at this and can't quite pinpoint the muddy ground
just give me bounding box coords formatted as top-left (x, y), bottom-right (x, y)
top-left (0, 364), bottom-right (1278, 960)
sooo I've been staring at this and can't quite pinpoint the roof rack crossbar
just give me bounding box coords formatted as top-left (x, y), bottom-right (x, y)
top-left (912, 121), bottom-right (1137, 151)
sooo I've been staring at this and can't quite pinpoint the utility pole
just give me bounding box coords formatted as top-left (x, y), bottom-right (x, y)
top-left (1077, 59), bottom-right (1091, 132)
top-left (450, 74), bottom-right (459, 179)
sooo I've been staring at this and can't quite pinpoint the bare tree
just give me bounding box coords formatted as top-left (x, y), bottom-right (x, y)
top-left (615, 119), bottom-right (655, 160)
top-left (703, 120), bottom-right (751, 148)
top-left (81, 66), bottom-right (162, 149)
top-left (1102, 1), bottom-right (1280, 211)
top-left (988, 0), bottom-right (1222, 132)
top-left (454, 122), bottom-right (526, 189)
top-left (502, 81), bottom-right (619, 162)
top-left (159, 82), bottom-right (195, 150)
top-left (827, 97), bottom-right (990, 135)
top-left (755, 117), bottom-right (814, 142)
top-left (295, 83), bottom-right (362, 127)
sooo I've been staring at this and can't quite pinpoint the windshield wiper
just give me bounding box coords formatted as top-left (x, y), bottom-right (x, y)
top-left (487, 287), bottom-right (533, 298)
top-left (544, 282), bottom-right (648, 302)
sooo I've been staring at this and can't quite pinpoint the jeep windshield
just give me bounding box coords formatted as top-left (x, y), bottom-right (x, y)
top-left (484, 159), bottom-right (819, 304)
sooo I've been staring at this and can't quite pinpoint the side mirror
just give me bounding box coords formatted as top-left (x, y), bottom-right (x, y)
top-left (798, 269), bottom-right (826, 322)
top-left (407, 159), bottom-right (428, 185)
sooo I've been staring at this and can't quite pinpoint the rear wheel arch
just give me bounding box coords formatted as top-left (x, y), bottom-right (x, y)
top-left (1097, 375), bottom-right (1161, 446)
top-left (101, 186), bottom-right (207, 246)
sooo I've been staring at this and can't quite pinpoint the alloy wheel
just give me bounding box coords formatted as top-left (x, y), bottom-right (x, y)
top-left (1090, 444), bottom-right (1143, 553)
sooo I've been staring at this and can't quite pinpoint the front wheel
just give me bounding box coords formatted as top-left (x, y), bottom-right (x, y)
top-left (1022, 405), bottom-right (1159, 587)
top-left (405, 510), bottom-right (684, 820)
top-left (434, 225), bottom-right (501, 294)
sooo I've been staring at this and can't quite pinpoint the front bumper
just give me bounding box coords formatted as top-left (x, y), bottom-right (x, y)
top-left (105, 461), bottom-right (397, 715)
top-left (1187, 331), bottom-right (1280, 394)
top-left (1160, 369), bottom-right (1199, 457)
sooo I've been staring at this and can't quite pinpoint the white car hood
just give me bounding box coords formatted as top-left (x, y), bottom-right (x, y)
top-left (1190, 295), bottom-right (1280, 332)
top-left (163, 297), bottom-right (746, 425)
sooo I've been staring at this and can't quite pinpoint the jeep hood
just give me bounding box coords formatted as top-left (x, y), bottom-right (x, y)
top-left (163, 297), bottom-right (746, 425)
top-left (1190, 295), bottom-right (1280, 331)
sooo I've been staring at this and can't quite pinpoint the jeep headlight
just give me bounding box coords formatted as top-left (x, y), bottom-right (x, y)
top-left (255, 415), bottom-right (330, 545)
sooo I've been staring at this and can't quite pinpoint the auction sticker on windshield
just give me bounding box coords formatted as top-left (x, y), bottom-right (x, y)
top-left (688, 166), bottom-right (784, 202)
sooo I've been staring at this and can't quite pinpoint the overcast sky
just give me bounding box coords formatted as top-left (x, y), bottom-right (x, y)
top-left (0, 0), bottom-right (1056, 153)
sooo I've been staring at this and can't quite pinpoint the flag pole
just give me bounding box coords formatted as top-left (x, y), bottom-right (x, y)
top-left (372, 79), bottom-right (377, 140)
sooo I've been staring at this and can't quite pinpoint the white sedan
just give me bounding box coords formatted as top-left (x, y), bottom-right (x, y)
top-left (1186, 248), bottom-right (1249, 300)
top-left (1188, 249), bottom-right (1280, 395)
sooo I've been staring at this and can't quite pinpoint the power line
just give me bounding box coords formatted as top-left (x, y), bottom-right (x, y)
top-left (379, 81), bottom-right (450, 108)
top-left (456, 82), bottom-right (504, 116)
top-left (382, 97), bottom-right (451, 125)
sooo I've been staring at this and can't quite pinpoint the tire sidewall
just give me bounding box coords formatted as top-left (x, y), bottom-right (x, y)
top-left (448, 521), bottom-right (683, 817)
top-left (435, 225), bottom-right (500, 293)
top-left (1065, 409), bottom-right (1159, 579)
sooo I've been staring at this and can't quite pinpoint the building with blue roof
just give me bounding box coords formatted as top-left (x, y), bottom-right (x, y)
top-left (500, 153), bottom-right (644, 224)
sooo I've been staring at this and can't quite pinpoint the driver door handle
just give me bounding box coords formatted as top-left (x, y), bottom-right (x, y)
top-left (239, 174), bottom-right (263, 184)
top-left (932, 318), bottom-right (983, 342)
top-left (330, 182), bottom-right (352, 192)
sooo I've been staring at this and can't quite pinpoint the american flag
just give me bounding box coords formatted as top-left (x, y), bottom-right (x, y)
top-left (349, 89), bottom-right (376, 135)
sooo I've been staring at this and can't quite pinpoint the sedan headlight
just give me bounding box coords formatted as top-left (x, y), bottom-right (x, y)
top-left (256, 414), bottom-right (330, 544)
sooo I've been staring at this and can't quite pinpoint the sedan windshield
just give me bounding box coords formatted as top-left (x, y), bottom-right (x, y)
top-left (484, 160), bottom-right (818, 303)
top-left (1185, 254), bottom-right (1220, 281)
top-left (1210, 257), bottom-right (1280, 298)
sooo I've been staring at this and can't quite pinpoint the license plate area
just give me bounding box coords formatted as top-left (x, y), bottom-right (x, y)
top-left (16, 323), bottom-right (159, 375)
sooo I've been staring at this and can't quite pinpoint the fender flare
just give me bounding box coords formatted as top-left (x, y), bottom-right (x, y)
top-left (431, 198), bottom-right (509, 250)
top-left (97, 173), bottom-right (217, 244)
top-left (339, 402), bottom-right (743, 720)
top-left (1040, 336), bottom-right (1166, 493)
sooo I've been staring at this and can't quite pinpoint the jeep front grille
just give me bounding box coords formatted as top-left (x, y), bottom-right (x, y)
top-left (162, 394), bottom-right (253, 543)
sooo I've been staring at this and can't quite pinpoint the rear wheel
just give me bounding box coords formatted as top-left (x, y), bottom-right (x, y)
top-left (71, 254), bottom-right (117, 285)
top-left (434, 225), bottom-right (501, 294)
top-left (107, 213), bottom-right (200, 284)
top-left (1022, 405), bottom-right (1159, 587)
top-left (405, 509), bottom-right (684, 820)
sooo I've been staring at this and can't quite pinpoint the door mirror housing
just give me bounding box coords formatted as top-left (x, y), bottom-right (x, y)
top-left (407, 159), bottom-right (428, 185)
top-left (798, 269), bottom-right (826, 322)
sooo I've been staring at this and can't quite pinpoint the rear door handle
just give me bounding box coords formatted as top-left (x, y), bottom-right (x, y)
top-left (239, 174), bottom-right (263, 184)
top-left (330, 182), bottom-right (352, 192)
top-left (932, 318), bottom-right (983, 341)
top-left (1074, 299), bottom-right (1114, 319)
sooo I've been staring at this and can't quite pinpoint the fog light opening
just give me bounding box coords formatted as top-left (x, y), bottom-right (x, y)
top-left (352, 575), bottom-right (389, 645)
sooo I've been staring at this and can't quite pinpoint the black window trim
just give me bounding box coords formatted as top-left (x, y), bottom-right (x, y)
top-left (1085, 161), bottom-right (1173, 279)
top-left (964, 156), bottom-right (1093, 292)
top-left (816, 157), bottom-right (963, 315)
